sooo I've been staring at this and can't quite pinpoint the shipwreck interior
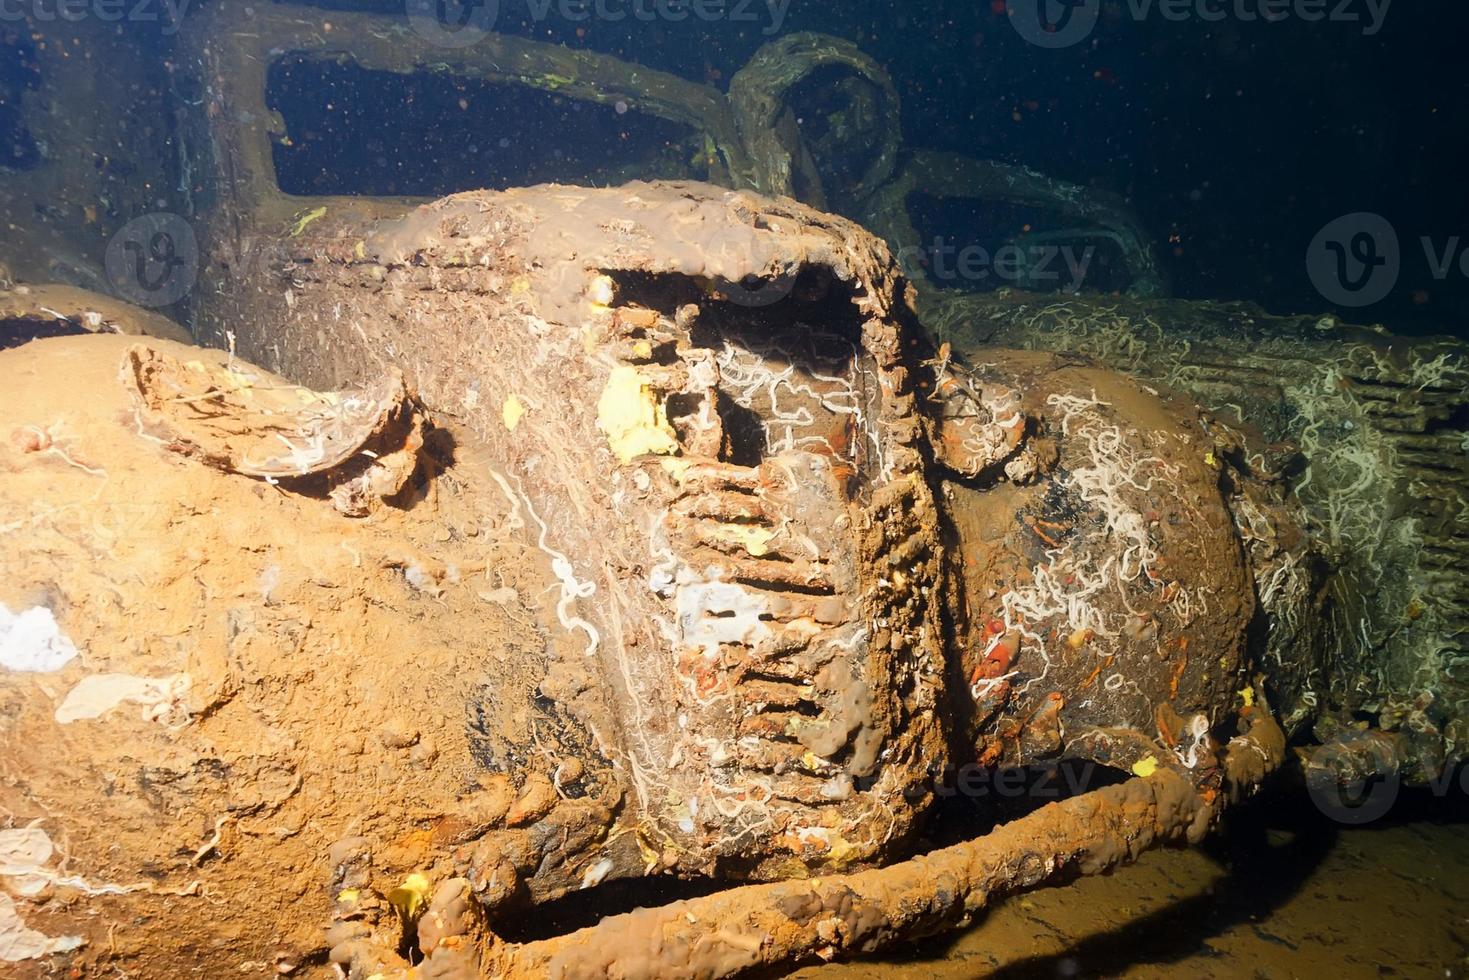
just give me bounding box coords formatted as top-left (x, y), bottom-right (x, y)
top-left (0, 2), bottom-right (1467, 978)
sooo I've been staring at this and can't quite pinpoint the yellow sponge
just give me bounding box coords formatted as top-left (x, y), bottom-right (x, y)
top-left (597, 366), bottom-right (680, 464)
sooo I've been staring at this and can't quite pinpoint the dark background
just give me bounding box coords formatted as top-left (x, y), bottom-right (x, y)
top-left (415, 0), bottom-right (1469, 334)
top-left (6, 0), bottom-right (1467, 335)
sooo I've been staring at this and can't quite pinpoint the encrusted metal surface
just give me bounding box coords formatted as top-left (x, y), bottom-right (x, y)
top-left (198, 181), bottom-right (950, 880)
top-left (928, 351), bottom-right (1257, 771)
top-left (963, 293), bottom-right (1469, 777)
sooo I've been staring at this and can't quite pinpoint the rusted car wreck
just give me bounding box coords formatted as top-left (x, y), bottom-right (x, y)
top-left (0, 4), bottom-right (1465, 978)
top-left (2, 179), bottom-right (1288, 978)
